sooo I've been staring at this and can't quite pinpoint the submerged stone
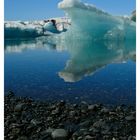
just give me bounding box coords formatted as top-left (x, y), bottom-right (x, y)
top-left (51, 129), bottom-right (68, 140)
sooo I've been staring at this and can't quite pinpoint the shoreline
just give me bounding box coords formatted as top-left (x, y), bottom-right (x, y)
top-left (5, 92), bottom-right (136, 140)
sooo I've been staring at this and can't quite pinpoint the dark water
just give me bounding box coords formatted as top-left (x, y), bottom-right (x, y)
top-left (4, 37), bottom-right (136, 105)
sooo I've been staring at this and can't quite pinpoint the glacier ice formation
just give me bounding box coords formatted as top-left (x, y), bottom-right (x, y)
top-left (4, 18), bottom-right (70, 38)
top-left (58, 0), bottom-right (136, 40)
top-left (5, 0), bottom-right (136, 40)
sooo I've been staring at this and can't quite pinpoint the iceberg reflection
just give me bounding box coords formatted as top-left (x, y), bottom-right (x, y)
top-left (56, 39), bottom-right (135, 82)
top-left (5, 37), bottom-right (135, 82)
top-left (4, 38), bottom-right (57, 53)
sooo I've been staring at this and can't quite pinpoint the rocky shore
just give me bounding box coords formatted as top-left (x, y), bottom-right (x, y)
top-left (5, 92), bottom-right (136, 140)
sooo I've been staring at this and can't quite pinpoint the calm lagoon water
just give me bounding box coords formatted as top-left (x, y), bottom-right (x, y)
top-left (4, 37), bottom-right (136, 105)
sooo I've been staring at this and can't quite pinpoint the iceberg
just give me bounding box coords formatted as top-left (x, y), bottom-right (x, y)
top-left (58, 0), bottom-right (136, 40)
top-left (5, 21), bottom-right (44, 38)
top-left (4, 18), bottom-right (71, 38)
top-left (130, 10), bottom-right (136, 22)
top-left (5, 0), bottom-right (135, 40)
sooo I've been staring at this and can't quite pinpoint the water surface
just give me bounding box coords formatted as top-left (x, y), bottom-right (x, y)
top-left (4, 37), bottom-right (136, 105)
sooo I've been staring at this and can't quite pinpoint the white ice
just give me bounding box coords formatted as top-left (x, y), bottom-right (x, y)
top-left (5, 0), bottom-right (136, 40)
top-left (58, 0), bottom-right (136, 40)
top-left (4, 18), bottom-right (70, 38)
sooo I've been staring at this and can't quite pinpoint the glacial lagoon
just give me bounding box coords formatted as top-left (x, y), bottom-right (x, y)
top-left (4, 38), bottom-right (136, 105)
